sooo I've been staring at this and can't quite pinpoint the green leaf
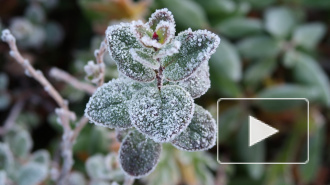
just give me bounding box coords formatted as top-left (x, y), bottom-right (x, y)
top-left (85, 78), bottom-right (145, 129)
top-left (175, 62), bottom-right (210, 99)
top-left (147, 8), bottom-right (175, 31)
top-left (282, 49), bottom-right (299, 68)
top-left (209, 69), bottom-right (242, 97)
top-left (292, 52), bottom-right (330, 106)
top-left (0, 73), bottom-right (8, 90)
top-left (218, 106), bottom-right (242, 143)
top-left (215, 17), bottom-right (263, 39)
top-left (237, 35), bottom-right (280, 59)
top-left (129, 48), bottom-right (159, 69)
top-left (0, 143), bottom-right (14, 173)
top-left (257, 85), bottom-right (318, 111)
top-left (244, 0), bottom-right (275, 8)
top-left (194, 0), bottom-right (236, 16)
top-left (0, 171), bottom-right (6, 185)
top-left (30, 150), bottom-right (50, 166)
top-left (171, 105), bottom-right (216, 151)
top-left (86, 154), bottom-right (112, 180)
top-left (119, 131), bottom-right (162, 178)
top-left (68, 172), bottom-right (87, 185)
top-left (244, 58), bottom-right (276, 88)
top-left (5, 130), bottom-right (32, 159)
top-left (299, 125), bottom-right (324, 183)
top-left (0, 93), bottom-right (10, 110)
top-left (160, 0), bottom-right (208, 30)
top-left (106, 23), bottom-right (156, 82)
top-left (264, 7), bottom-right (296, 38)
top-left (154, 40), bottom-right (181, 59)
top-left (115, 129), bottom-right (130, 142)
top-left (210, 39), bottom-right (241, 81)
top-left (293, 23), bottom-right (326, 50)
top-left (236, 120), bottom-right (265, 179)
top-left (18, 162), bottom-right (48, 185)
top-left (163, 29), bottom-right (220, 81)
top-left (129, 85), bottom-right (194, 142)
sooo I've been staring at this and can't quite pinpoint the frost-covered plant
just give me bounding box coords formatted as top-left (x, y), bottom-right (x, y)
top-left (85, 8), bottom-right (220, 178)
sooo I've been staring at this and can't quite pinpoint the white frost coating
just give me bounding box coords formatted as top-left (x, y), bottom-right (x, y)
top-left (119, 131), bottom-right (161, 178)
top-left (154, 40), bottom-right (181, 59)
top-left (131, 11), bottom-right (176, 49)
top-left (141, 35), bottom-right (162, 48)
top-left (171, 105), bottom-right (216, 151)
top-left (147, 8), bottom-right (176, 31)
top-left (155, 20), bottom-right (175, 45)
top-left (129, 48), bottom-right (160, 69)
top-left (1, 29), bottom-right (16, 42)
top-left (84, 60), bottom-right (103, 84)
top-left (106, 23), bottom-right (156, 82)
top-left (85, 78), bottom-right (145, 129)
top-left (129, 85), bottom-right (194, 142)
top-left (176, 62), bottom-right (210, 99)
top-left (162, 29), bottom-right (220, 82)
top-left (131, 20), bottom-right (153, 47)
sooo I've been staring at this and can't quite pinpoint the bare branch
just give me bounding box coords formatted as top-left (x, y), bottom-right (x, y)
top-left (50, 67), bottom-right (96, 95)
top-left (94, 39), bottom-right (107, 86)
top-left (1, 30), bottom-right (74, 118)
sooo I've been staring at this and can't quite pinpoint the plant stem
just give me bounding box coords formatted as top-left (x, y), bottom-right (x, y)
top-left (156, 59), bottom-right (163, 90)
top-left (50, 67), bottom-right (96, 95)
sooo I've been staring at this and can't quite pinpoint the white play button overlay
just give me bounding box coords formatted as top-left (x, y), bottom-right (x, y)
top-left (249, 116), bottom-right (279, 147)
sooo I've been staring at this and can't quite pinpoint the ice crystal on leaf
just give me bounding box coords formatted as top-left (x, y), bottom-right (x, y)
top-left (106, 24), bottom-right (156, 82)
top-left (171, 105), bottom-right (216, 151)
top-left (162, 29), bottom-right (220, 81)
top-left (129, 85), bottom-right (194, 142)
top-left (174, 62), bottom-right (210, 99)
top-left (85, 78), bottom-right (145, 129)
top-left (86, 8), bottom-right (220, 179)
top-left (119, 131), bottom-right (161, 178)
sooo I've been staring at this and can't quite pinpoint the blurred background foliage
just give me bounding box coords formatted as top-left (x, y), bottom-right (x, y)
top-left (0, 0), bottom-right (330, 184)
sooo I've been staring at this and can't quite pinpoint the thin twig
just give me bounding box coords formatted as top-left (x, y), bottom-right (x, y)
top-left (1, 30), bottom-right (74, 120)
top-left (71, 116), bottom-right (89, 142)
top-left (50, 67), bottom-right (96, 95)
top-left (94, 39), bottom-right (107, 86)
top-left (0, 100), bottom-right (24, 135)
top-left (123, 175), bottom-right (135, 185)
top-left (1, 30), bottom-right (75, 185)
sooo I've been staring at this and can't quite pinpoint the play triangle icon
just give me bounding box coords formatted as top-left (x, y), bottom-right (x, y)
top-left (249, 116), bottom-right (279, 147)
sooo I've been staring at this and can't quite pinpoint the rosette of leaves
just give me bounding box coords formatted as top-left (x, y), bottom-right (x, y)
top-left (85, 8), bottom-right (220, 178)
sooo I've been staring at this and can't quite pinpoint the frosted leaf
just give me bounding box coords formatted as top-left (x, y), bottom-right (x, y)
top-left (119, 131), bottom-right (161, 178)
top-left (162, 29), bottom-right (220, 81)
top-left (171, 105), bottom-right (216, 151)
top-left (84, 60), bottom-right (103, 84)
top-left (68, 172), bottom-right (87, 185)
top-left (30, 150), bottom-right (50, 166)
top-left (131, 20), bottom-right (153, 43)
top-left (18, 162), bottom-right (48, 185)
top-left (106, 23), bottom-right (156, 82)
top-left (154, 40), bottom-right (181, 59)
top-left (0, 143), bottom-right (14, 173)
top-left (155, 20), bottom-right (175, 45)
top-left (129, 85), bottom-right (194, 142)
top-left (131, 20), bottom-right (162, 48)
top-left (175, 62), bottom-right (210, 99)
top-left (86, 154), bottom-right (112, 180)
top-left (5, 129), bottom-right (32, 159)
top-left (130, 48), bottom-right (159, 69)
top-left (0, 171), bottom-right (6, 185)
top-left (147, 8), bottom-right (175, 31)
top-left (85, 78), bottom-right (144, 129)
top-left (116, 129), bottom-right (130, 142)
